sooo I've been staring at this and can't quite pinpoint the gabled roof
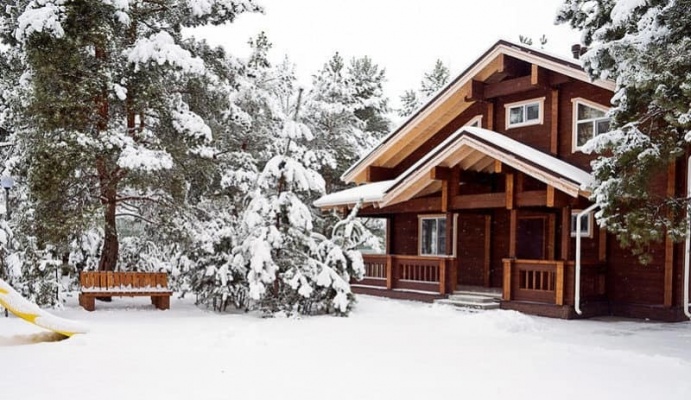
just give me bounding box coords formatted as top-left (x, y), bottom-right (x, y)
top-left (342, 39), bottom-right (614, 184)
top-left (314, 127), bottom-right (592, 209)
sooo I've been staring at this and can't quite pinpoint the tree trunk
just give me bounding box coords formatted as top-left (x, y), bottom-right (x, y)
top-left (98, 196), bottom-right (118, 272)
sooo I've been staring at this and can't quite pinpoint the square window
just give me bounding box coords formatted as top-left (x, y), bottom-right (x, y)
top-left (570, 211), bottom-right (593, 238)
top-left (572, 99), bottom-right (611, 152)
top-left (419, 216), bottom-right (449, 255)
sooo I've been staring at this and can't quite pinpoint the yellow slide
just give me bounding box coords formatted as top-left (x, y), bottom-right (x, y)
top-left (0, 278), bottom-right (88, 337)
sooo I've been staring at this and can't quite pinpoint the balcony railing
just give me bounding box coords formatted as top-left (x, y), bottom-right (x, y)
top-left (503, 259), bottom-right (606, 305)
top-left (360, 254), bottom-right (453, 294)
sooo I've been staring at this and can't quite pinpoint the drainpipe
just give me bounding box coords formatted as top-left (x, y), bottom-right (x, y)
top-left (575, 203), bottom-right (599, 315)
top-left (684, 157), bottom-right (691, 319)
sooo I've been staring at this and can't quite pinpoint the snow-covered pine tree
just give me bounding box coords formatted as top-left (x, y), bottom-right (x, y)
top-left (0, 1), bottom-right (261, 271)
top-left (557, 0), bottom-right (691, 258)
top-left (348, 56), bottom-right (390, 139)
top-left (398, 89), bottom-right (420, 118)
top-left (398, 59), bottom-right (450, 117)
top-left (420, 59), bottom-right (450, 99)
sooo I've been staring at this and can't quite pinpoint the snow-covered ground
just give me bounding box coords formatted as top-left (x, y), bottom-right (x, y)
top-left (1, 295), bottom-right (690, 400)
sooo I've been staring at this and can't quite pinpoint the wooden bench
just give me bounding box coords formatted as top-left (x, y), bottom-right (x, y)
top-left (79, 271), bottom-right (173, 311)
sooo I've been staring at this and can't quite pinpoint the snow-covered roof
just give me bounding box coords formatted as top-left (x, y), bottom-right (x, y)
top-left (313, 180), bottom-right (395, 208)
top-left (341, 39), bottom-right (614, 185)
top-left (316, 126), bottom-right (593, 209)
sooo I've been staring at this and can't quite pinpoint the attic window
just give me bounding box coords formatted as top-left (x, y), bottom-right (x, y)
top-left (466, 115), bottom-right (482, 128)
top-left (505, 97), bottom-right (545, 129)
top-left (572, 98), bottom-right (611, 152)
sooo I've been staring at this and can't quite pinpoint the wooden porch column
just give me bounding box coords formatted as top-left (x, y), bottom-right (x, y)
top-left (555, 261), bottom-right (565, 305)
top-left (439, 258), bottom-right (447, 295)
top-left (386, 255), bottom-right (394, 290)
top-left (502, 259), bottom-right (512, 300)
top-left (385, 217), bottom-right (392, 255)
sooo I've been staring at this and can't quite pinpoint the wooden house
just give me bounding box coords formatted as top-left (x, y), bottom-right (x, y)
top-left (315, 40), bottom-right (691, 322)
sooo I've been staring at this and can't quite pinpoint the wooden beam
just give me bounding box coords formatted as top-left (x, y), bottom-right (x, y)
top-left (452, 192), bottom-right (506, 209)
top-left (531, 64), bottom-right (548, 87)
top-left (546, 186), bottom-right (555, 207)
top-left (441, 180), bottom-right (449, 212)
top-left (359, 196), bottom-right (442, 215)
top-left (366, 166), bottom-right (396, 182)
top-left (465, 79), bottom-right (485, 102)
top-left (506, 173), bottom-right (515, 210)
top-left (494, 160), bottom-right (502, 173)
top-left (430, 166), bottom-right (451, 181)
top-left (439, 258), bottom-right (447, 295)
top-left (548, 71), bottom-right (571, 86)
top-left (483, 75), bottom-right (533, 99)
top-left (509, 209), bottom-right (517, 258)
top-left (550, 89), bottom-right (559, 155)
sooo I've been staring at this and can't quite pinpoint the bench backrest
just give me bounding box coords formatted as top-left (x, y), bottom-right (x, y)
top-left (80, 271), bottom-right (168, 290)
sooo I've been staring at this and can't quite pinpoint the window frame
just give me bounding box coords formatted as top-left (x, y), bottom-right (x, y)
top-left (570, 210), bottom-right (594, 238)
top-left (466, 115), bottom-right (483, 128)
top-left (571, 97), bottom-right (611, 152)
top-left (504, 97), bottom-right (545, 129)
top-left (418, 214), bottom-right (457, 256)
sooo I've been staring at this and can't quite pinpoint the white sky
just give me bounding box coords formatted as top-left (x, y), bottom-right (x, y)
top-left (193, 0), bottom-right (582, 107)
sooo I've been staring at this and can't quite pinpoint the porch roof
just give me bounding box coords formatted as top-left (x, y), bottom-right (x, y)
top-left (315, 127), bottom-right (593, 209)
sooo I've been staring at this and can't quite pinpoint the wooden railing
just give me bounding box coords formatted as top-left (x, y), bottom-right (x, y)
top-left (503, 259), bottom-right (606, 306)
top-left (361, 254), bottom-right (452, 294)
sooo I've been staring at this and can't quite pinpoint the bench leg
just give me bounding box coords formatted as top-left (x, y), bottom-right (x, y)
top-left (152, 296), bottom-right (170, 310)
top-left (79, 294), bottom-right (95, 312)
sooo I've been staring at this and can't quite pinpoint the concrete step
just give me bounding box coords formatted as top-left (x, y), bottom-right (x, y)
top-left (435, 298), bottom-right (501, 311)
top-left (447, 294), bottom-right (500, 304)
top-left (453, 290), bottom-right (502, 300)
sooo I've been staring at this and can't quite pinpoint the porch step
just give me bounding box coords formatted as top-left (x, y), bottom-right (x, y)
top-left (435, 292), bottom-right (501, 311)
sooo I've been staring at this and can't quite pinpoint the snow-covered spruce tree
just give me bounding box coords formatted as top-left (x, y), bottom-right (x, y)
top-left (348, 56), bottom-right (390, 140)
top-left (234, 87), bottom-right (365, 316)
top-left (398, 59), bottom-right (450, 117)
top-left (310, 204), bottom-right (375, 315)
top-left (179, 34), bottom-right (296, 311)
top-left (557, 0), bottom-right (691, 258)
top-left (0, 0), bottom-right (261, 271)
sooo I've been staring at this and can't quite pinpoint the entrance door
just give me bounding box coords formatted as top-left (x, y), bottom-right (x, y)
top-left (457, 214), bottom-right (491, 287)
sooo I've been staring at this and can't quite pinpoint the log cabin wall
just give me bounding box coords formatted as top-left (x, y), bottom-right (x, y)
top-left (390, 213), bottom-right (419, 256)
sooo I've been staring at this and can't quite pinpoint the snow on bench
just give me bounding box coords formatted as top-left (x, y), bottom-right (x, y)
top-left (79, 271), bottom-right (173, 311)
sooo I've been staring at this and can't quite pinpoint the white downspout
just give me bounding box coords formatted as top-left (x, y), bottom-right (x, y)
top-left (684, 157), bottom-right (691, 319)
top-left (575, 203), bottom-right (599, 315)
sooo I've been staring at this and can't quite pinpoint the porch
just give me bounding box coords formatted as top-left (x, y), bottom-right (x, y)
top-left (358, 254), bottom-right (606, 313)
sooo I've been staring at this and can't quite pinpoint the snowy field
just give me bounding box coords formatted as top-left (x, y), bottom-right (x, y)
top-left (1, 295), bottom-right (690, 400)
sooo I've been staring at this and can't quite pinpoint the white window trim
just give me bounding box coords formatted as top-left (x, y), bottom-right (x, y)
top-left (418, 214), bottom-right (458, 257)
top-left (466, 115), bottom-right (483, 128)
top-left (504, 97), bottom-right (545, 129)
top-left (571, 97), bottom-right (611, 153)
top-left (570, 210), bottom-right (594, 238)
